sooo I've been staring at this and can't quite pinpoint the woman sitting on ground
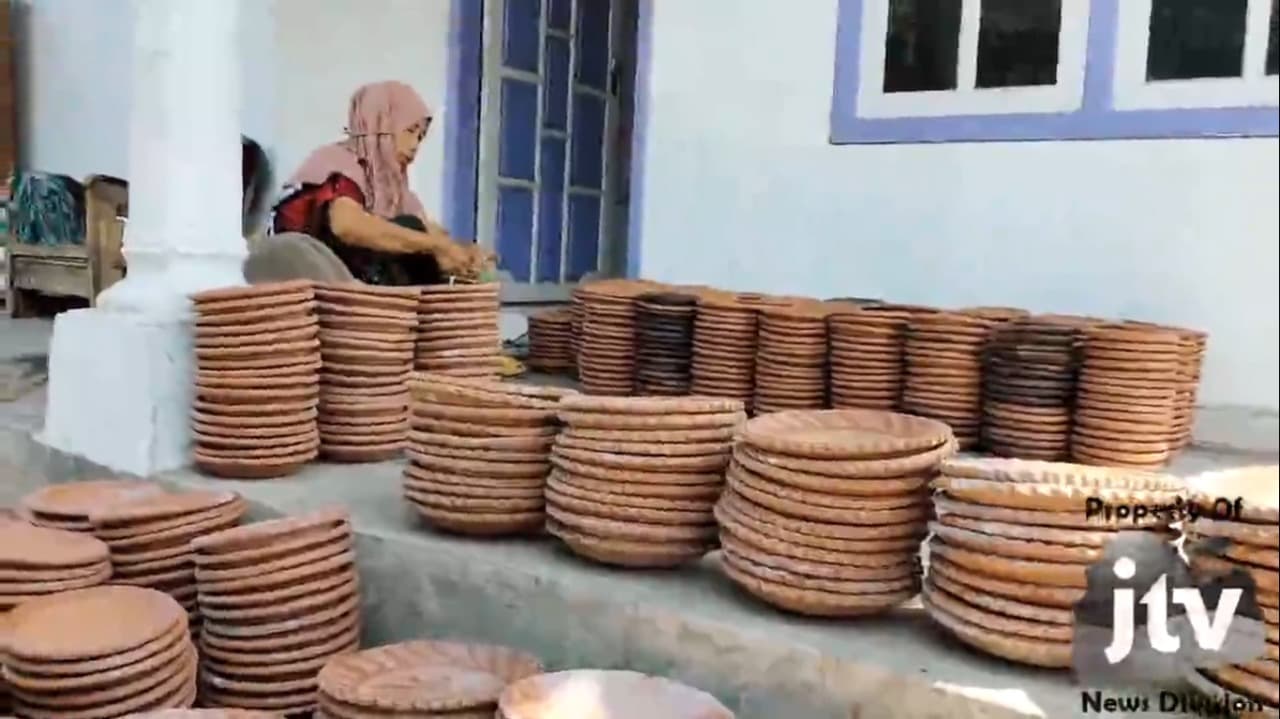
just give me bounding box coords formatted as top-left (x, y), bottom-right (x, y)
top-left (246, 81), bottom-right (492, 285)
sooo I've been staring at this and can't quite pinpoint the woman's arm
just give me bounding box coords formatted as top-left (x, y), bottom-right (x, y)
top-left (328, 197), bottom-right (451, 255)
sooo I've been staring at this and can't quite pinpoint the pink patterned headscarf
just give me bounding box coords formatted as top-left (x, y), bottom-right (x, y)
top-left (288, 81), bottom-right (431, 218)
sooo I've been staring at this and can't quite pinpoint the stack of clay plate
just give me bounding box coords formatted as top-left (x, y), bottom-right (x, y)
top-left (0, 522), bottom-right (111, 612)
top-left (0, 610), bottom-right (9, 714)
top-left (925, 457), bottom-right (1183, 668)
top-left (902, 310), bottom-right (1008, 449)
top-left (982, 315), bottom-right (1091, 460)
top-left (1182, 465), bottom-right (1279, 712)
top-left (404, 373), bottom-right (572, 536)
top-left (499, 669), bottom-right (734, 719)
top-left (827, 306), bottom-right (914, 410)
top-left (191, 508), bottom-right (359, 713)
top-left (315, 282), bottom-right (418, 462)
top-left (191, 280), bottom-right (321, 478)
top-left (20, 479), bottom-right (165, 533)
top-left (415, 283), bottom-right (502, 378)
top-left (128, 711), bottom-right (278, 718)
top-left (634, 292), bottom-right (698, 396)
top-left (754, 303), bottom-right (829, 413)
top-left (719, 410), bottom-right (952, 616)
top-left (1123, 320), bottom-right (1208, 451)
top-left (316, 640), bottom-right (543, 718)
top-left (575, 279), bottom-right (654, 395)
top-left (1071, 323), bottom-right (1185, 469)
top-left (3, 586), bottom-right (197, 713)
top-left (526, 308), bottom-right (575, 373)
top-left (568, 288), bottom-right (586, 374)
top-left (87, 490), bottom-right (247, 634)
top-left (690, 294), bottom-right (767, 413)
top-left (549, 396), bottom-right (746, 568)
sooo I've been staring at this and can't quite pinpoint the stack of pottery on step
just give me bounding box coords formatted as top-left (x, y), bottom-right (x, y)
top-left (1122, 321), bottom-right (1208, 452)
top-left (690, 293), bottom-right (767, 414)
top-left (191, 508), bottom-right (359, 713)
top-left (20, 479), bottom-right (165, 532)
top-left (568, 287), bottom-right (586, 375)
top-left (634, 292), bottom-right (698, 396)
top-left (0, 611), bottom-right (9, 714)
top-left (981, 315), bottom-right (1092, 460)
top-left (924, 457), bottom-right (1182, 668)
top-left (87, 490), bottom-right (247, 636)
top-left (2, 586), bottom-right (198, 713)
top-left (718, 410), bottom-right (950, 616)
top-left (526, 308), bottom-right (575, 374)
top-left (190, 280), bottom-right (321, 479)
top-left (548, 396), bottom-right (745, 568)
top-left (1071, 323), bottom-right (1186, 469)
top-left (753, 303), bottom-right (829, 413)
top-left (575, 279), bottom-right (658, 396)
top-left (826, 306), bottom-right (913, 411)
top-left (415, 283), bottom-right (503, 378)
top-left (499, 670), bottom-right (735, 719)
top-left (403, 374), bottom-right (571, 536)
top-left (1181, 465), bottom-right (1279, 710)
top-left (316, 640), bottom-right (543, 718)
top-left (0, 521), bottom-right (112, 612)
top-left (315, 282), bottom-right (418, 462)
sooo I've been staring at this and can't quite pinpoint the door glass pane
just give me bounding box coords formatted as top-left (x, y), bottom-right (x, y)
top-left (499, 80), bottom-right (538, 181)
top-left (1147, 0), bottom-right (1248, 80)
top-left (537, 139), bottom-right (566, 283)
top-left (544, 36), bottom-right (571, 130)
top-left (577, 0), bottom-right (611, 89)
top-left (1267, 0), bottom-right (1278, 75)
top-left (883, 0), bottom-right (962, 92)
top-left (567, 193), bottom-right (600, 281)
top-left (548, 0), bottom-right (572, 31)
top-left (504, 0), bottom-right (542, 72)
top-left (497, 187), bottom-right (534, 282)
top-left (976, 0), bottom-right (1062, 88)
top-left (569, 93), bottom-right (605, 189)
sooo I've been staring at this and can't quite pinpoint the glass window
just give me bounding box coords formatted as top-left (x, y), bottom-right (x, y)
top-left (883, 0), bottom-right (963, 92)
top-left (976, 0), bottom-right (1063, 88)
top-left (1146, 0), bottom-right (1249, 80)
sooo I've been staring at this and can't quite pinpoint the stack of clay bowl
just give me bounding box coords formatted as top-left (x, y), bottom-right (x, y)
top-left (1071, 323), bottom-right (1186, 469)
top-left (753, 303), bottom-right (829, 413)
top-left (982, 315), bottom-right (1092, 460)
top-left (690, 294), bottom-right (766, 413)
top-left (499, 670), bottom-right (734, 719)
top-left (191, 280), bottom-right (321, 479)
top-left (526, 308), bottom-right (575, 373)
top-left (0, 521), bottom-right (111, 613)
top-left (20, 479), bottom-right (165, 533)
top-left (415, 282), bottom-right (503, 378)
top-left (827, 306), bottom-right (915, 410)
top-left (3, 586), bottom-right (197, 713)
top-left (549, 396), bottom-right (745, 568)
top-left (316, 640), bottom-right (542, 718)
top-left (719, 410), bottom-right (952, 616)
top-left (191, 508), bottom-right (359, 713)
top-left (902, 310), bottom-right (1010, 449)
top-left (634, 292), bottom-right (698, 396)
top-left (1123, 320), bottom-right (1208, 451)
top-left (1182, 465), bottom-right (1279, 712)
top-left (87, 490), bottom-right (247, 634)
top-left (403, 374), bottom-right (572, 536)
top-left (925, 457), bottom-right (1183, 668)
top-left (575, 279), bottom-right (655, 395)
top-left (315, 282), bottom-right (418, 462)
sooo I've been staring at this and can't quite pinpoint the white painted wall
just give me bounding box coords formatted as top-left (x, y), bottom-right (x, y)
top-left (14, 0), bottom-right (452, 217)
top-left (636, 0), bottom-right (1280, 411)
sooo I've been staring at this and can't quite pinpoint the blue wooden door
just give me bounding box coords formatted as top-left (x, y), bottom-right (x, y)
top-left (477, 0), bottom-right (623, 302)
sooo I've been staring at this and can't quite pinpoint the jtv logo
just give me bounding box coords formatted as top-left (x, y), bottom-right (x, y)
top-left (1072, 533), bottom-right (1267, 684)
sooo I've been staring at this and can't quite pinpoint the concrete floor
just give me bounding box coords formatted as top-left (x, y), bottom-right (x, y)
top-left (2, 315), bottom-right (1277, 718)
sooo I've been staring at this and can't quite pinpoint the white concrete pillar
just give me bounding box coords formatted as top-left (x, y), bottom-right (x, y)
top-left (40, 0), bottom-right (247, 476)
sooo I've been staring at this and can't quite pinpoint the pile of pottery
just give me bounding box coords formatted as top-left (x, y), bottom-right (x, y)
top-left (499, 670), bottom-right (735, 719)
top-left (982, 315), bottom-right (1090, 460)
top-left (1182, 465), bottom-right (1279, 710)
top-left (191, 508), bottom-right (360, 712)
top-left (718, 410), bottom-right (950, 616)
top-left (753, 304), bottom-right (829, 413)
top-left (20, 478), bottom-right (165, 533)
top-left (925, 457), bottom-right (1182, 667)
top-left (827, 306), bottom-right (912, 411)
top-left (88, 489), bottom-right (247, 633)
top-left (404, 374), bottom-right (572, 536)
top-left (415, 283), bottom-right (503, 378)
top-left (190, 280), bottom-right (321, 479)
top-left (0, 521), bottom-right (111, 612)
top-left (3, 586), bottom-right (197, 713)
top-left (549, 395), bottom-right (745, 568)
top-left (1071, 323), bottom-right (1186, 469)
top-left (315, 282), bottom-right (418, 463)
top-left (1118, 320), bottom-right (1207, 452)
top-left (0, 610), bottom-right (9, 714)
top-left (316, 640), bottom-right (543, 717)
top-left (575, 280), bottom-right (652, 395)
top-left (526, 308), bottom-right (575, 373)
top-left (634, 292), bottom-right (698, 396)
top-left (902, 310), bottom-right (1012, 449)
top-left (690, 293), bottom-right (772, 413)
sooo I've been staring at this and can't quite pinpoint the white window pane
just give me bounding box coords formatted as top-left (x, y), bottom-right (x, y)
top-left (1146, 0), bottom-right (1248, 80)
top-left (883, 0), bottom-right (963, 92)
top-left (976, 0), bottom-right (1063, 88)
